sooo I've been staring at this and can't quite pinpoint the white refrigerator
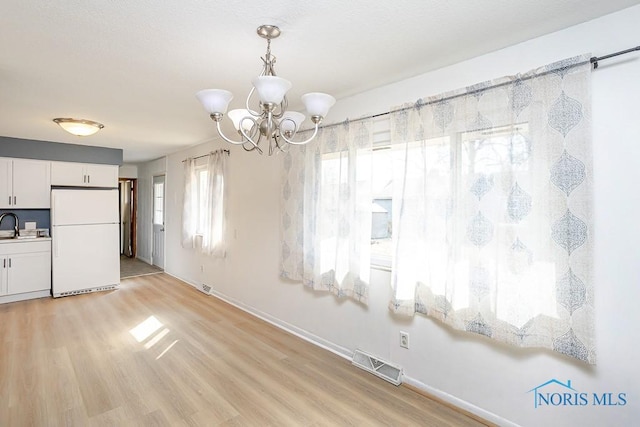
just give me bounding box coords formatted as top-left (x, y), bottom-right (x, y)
top-left (51, 188), bottom-right (120, 297)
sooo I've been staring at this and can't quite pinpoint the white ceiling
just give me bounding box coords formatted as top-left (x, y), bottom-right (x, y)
top-left (1, 1), bottom-right (637, 163)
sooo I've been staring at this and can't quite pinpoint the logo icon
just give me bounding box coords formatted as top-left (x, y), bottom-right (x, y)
top-left (528, 379), bottom-right (626, 408)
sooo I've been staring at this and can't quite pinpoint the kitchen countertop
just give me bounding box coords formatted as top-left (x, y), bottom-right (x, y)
top-left (0, 236), bottom-right (52, 244)
top-left (0, 229), bottom-right (51, 243)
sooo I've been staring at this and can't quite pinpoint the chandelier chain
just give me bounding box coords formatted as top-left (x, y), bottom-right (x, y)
top-left (262, 38), bottom-right (277, 77)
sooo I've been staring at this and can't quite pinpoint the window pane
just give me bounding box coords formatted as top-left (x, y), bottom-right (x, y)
top-left (197, 170), bottom-right (208, 234)
top-left (370, 136), bottom-right (451, 266)
top-left (153, 182), bottom-right (164, 225)
top-left (371, 147), bottom-right (393, 262)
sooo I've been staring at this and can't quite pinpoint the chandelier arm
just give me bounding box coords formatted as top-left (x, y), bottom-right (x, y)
top-left (271, 96), bottom-right (288, 119)
top-left (238, 117), bottom-right (263, 151)
top-left (273, 134), bottom-right (287, 154)
top-left (243, 143), bottom-right (261, 152)
top-left (215, 120), bottom-right (263, 154)
top-left (244, 87), bottom-right (262, 117)
top-left (279, 122), bottom-right (320, 145)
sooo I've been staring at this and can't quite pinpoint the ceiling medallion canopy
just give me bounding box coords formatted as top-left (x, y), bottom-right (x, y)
top-left (53, 118), bottom-right (104, 136)
top-left (196, 25), bottom-right (335, 155)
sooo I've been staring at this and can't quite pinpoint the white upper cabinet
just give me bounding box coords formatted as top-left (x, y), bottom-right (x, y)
top-left (0, 158), bottom-right (51, 208)
top-left (51, 161), bottom-right (118, 188)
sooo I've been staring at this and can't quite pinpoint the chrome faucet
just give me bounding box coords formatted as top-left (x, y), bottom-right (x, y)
top-left (0, 213), bottom-right (20, 238)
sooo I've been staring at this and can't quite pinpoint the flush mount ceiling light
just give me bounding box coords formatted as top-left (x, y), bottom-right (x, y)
top-left (196, 25), bottom-right (336, 155)
top-left (53, 118), bottom-right (104, 136)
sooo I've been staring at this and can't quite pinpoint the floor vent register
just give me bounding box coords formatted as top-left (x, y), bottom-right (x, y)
top-left (352, 349), bottom-right (403, 386)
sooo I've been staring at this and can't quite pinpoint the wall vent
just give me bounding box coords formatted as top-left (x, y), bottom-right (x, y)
top-left (201, 284), bottom-right (212, 294)
top-left (352, 349), bottom-right (402, 386)
top-left (54, 285), bottom-right (118, 298)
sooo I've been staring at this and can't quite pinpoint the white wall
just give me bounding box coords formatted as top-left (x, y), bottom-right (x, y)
top-left (144, 6), bottom-right (640, 426)
top-left (118, 163), bottom-right (138, 179)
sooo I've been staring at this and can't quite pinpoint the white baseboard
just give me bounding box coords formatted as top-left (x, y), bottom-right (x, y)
top-left (163, 270), bottom-right (511, 426)
top-left (0, 289), bottom-right (51, 304)
top-left (207, 287), bottom-right (354, 361)
top-left (401, 376), bottom-right (517, 426)
top-left (164, 271), bottom-right (353, 360)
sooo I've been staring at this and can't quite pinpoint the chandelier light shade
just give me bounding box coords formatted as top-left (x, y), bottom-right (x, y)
top-left (196, 89), bottom-right (234, 115)
top-left (251, 76), bottom-right (292, 105)
top-left (53, 118), bottom-right (104, 136)
top-left (196, 25), bottom-right (336, 155)
top-left (302, 93), bottom-right (337, 118)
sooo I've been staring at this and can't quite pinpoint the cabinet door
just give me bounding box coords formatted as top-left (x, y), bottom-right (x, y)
top-left (86, 164), bottom-right (118, 187)
top-left (51, 161), bottom-right (85, 186)
top-left (7, 251), bottom-right (52, 295)
top-left (12, 159), bottom-right (51, 208)
top-left (0, 159), bottom-right (12, 208)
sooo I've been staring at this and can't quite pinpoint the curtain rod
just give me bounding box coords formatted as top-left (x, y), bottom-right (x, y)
top-left (310, 45), bottom-right (640, 131)
top-left (590, 45), bottom-right (640, 68)
top-left (182, 149), bottom-right (229, 163)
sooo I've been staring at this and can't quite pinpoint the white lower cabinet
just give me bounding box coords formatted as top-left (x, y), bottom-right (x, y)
top-left (0, 240), bottom-right (51, 299)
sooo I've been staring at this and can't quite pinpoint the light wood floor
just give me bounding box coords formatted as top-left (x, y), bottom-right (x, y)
top-left (0, 274), bottom-right (489, 426)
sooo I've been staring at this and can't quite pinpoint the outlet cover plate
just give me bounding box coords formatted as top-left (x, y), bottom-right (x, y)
top-left (400, 331), bottom-right (409, 349)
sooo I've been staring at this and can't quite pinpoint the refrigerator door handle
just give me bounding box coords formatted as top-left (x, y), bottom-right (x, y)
top-left (54, 235), bottom-right (59, 258)
top-left (51, 192), bottom-right (56, 225)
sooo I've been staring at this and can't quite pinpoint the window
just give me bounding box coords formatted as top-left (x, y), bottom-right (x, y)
top-left (368, 128), bottom-right (450, 268)
top-left (368, 120), bottom-right (530, 270)
top-left (370, 146), bottom-right (393, 266)
top-left (181, 150), bottom-right (227, 257)
top-left (153, 181), bottom-right (164, 225)
top-left (283, 55), bottom-right (594, 362)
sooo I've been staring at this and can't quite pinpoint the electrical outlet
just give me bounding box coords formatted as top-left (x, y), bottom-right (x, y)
top-left (200, 265), bottom-right (204, 272)
top-left (400, 331), bottom-right (409, 349)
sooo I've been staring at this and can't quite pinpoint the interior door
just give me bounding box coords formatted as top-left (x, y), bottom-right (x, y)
top-left (152, 175), bottom-right (165, 269)
top-left (120, 180), bottom-right (133, 257)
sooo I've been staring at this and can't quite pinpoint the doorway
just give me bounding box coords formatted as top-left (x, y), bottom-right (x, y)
top-left (119, 179), bottom-right (137, 258)
top-left (152, 175), bottom-right (165, 269)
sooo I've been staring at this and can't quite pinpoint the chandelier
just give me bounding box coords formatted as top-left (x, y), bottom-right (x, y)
top-left (196, 25), bottom-right (335, 155)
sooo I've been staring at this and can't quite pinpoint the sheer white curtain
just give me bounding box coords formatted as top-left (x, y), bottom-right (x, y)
top-left (281, 120), bottom-right (373, 303)
top-left (201, 150), bottom-right (227, 257)
top-left (181, 157), bottom-right (198, 249)
top-left (181, 150), bottom-right (227, 257)
top-left (390, 55), bottom-right (595, 363)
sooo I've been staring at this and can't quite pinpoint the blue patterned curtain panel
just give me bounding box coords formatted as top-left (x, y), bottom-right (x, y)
top-left (280, 120), bottom-right (374, 304)
top-left (388, 54), bottom-right (594, 363)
